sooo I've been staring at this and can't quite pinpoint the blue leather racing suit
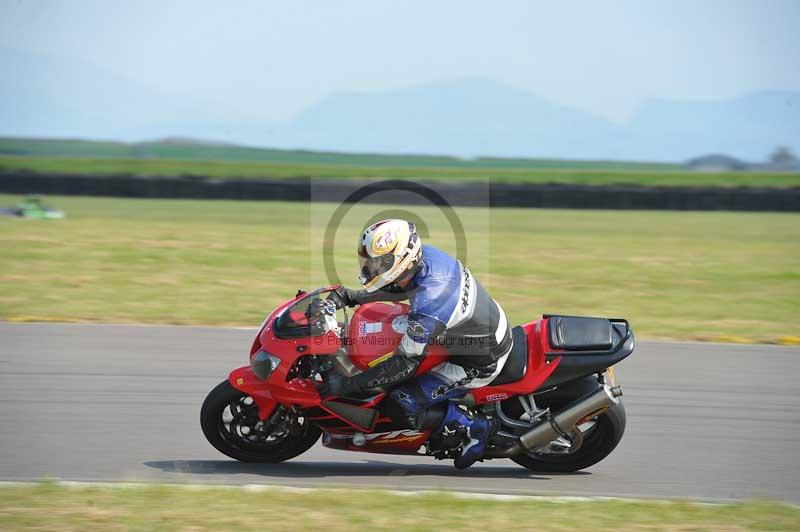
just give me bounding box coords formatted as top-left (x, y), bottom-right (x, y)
top-left (348, 244), bottom-right (513, 436)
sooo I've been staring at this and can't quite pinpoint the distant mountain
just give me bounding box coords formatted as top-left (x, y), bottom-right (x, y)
top-left (0, 47), bottom-right (194, 139)
top-left (262, 81), bottom-right (799, 161)
top-left (627, 90), bottom-right (800, 161)
top-left (153, 137), bottom-right (241, 147)
top-left (0, 47), bottom-right (242, 142)
top-left (262, 79), bottom-right (629, 159)
top-left (1, 46), bottom-right (797, 161)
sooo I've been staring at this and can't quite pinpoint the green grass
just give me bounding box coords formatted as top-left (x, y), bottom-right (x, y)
top-left (2, 137), bottom-right (798, 187)
top-left (1, 195), bottom-right (798, 342)
top-left (0, 483), bottom-right (797, 531)
top-left (0, 136), bottom-right (681, 169)
top-left (3, 154), bottom-right (800, 187)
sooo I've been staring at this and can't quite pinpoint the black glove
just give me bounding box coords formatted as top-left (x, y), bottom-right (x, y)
top-left (306, 297), bottom-right (336, 318)
top-left (327, 286), bottom-right (359, 308)
top-left (316, 372), bottom-right (361, 398)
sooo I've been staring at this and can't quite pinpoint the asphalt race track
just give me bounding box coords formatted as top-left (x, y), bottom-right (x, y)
top-left (1, 322), bottom-right (798, 502)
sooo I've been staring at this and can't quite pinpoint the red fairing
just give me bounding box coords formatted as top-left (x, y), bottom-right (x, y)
top-left (323, 428), bottom-right (432, 455)
top-left (236, 288), bottom-right (341, 420)
top-left (469, 319), bottom-right (562, 404)
top-left (228, 366), bottom-right (278, 420)
top-left (348, 301), bottom-right (448, 373)
top-left (258, 308), bottom-right (341, 360)
top-left (233, 286), bottom-right (564, 452)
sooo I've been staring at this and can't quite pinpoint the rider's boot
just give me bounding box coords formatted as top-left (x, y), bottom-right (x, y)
top-left (438, 402), bottom-right (498, 470)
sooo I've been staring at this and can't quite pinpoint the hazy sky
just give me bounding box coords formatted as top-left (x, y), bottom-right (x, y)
top-left (2, 0), bottom-right (799, 123)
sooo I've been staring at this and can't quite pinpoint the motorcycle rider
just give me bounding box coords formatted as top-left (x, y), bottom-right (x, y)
top-left (316, 219), bottom-right (512, 469)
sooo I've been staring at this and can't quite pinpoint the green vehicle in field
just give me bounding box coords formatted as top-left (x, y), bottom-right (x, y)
top-left (0, 196), bottom-right (65, 220)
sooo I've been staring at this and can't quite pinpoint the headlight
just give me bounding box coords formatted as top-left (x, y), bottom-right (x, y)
top-left (251, 350), bottom-right (281, 381)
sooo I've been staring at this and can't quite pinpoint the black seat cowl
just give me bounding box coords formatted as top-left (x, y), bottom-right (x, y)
top-left (548, 315), bottom-right (619, 352)
top-left (490, 326), bottom-right (528, 385)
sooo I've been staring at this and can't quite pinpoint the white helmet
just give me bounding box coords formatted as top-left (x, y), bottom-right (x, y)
top-left (358, 219), bottom-right (422, 292)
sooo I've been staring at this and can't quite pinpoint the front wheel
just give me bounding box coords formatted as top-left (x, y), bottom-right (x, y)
top-left (200, 380), bottom-right (321, 463)
top-left (511, 401), bottom-right (626, 473)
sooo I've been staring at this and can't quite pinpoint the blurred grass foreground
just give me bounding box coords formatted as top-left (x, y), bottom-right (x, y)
top-left (0, 483), bottom-right (798, 531)
top-left (0, 194), bottom-right (798, 342)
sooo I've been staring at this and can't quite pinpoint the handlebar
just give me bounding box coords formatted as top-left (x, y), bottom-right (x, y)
top-left (300, 289), bottom-right (350, 342)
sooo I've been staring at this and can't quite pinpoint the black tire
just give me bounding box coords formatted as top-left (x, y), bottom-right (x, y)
top-left (511, 400), bottom-right (626, 473)
top-left (200, 380), bottom-right (321, 463)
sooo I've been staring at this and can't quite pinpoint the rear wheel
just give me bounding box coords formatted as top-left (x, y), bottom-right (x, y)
top-left (510, 400), bottom-right (626, 473)
top-left (200, 380), bottom-right (321, 463)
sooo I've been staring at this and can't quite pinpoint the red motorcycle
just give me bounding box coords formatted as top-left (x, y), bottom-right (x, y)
top-left (201, 286), bottom-right (634, 472)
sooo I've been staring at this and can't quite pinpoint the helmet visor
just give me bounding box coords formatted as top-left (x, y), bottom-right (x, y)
top-left (358, 251), bottom-right (395, 285)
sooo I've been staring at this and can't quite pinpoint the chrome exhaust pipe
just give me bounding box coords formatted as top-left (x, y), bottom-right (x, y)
top-left (518, 384), bottom-right (622, 451)
top-left (486, 384), bottom-right (622, 458)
